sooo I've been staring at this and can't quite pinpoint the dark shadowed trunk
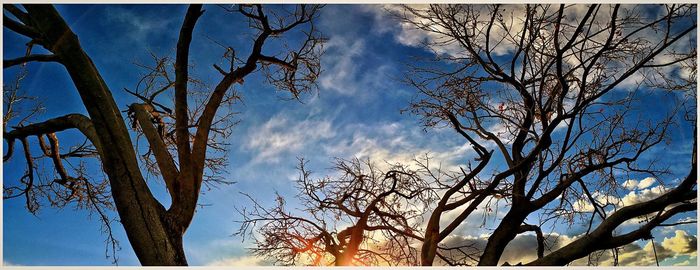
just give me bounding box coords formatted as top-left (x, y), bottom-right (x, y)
top-left (6, 3), bottom-right (322, 266)
top-left (419, 218), bottom-right (440, 266)
top-left (478, 208), bottom-right (529, 265)
top-left (20, 5), bottom-right (194, 265)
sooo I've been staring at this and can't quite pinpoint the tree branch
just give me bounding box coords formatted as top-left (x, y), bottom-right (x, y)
top-left (518, 224), bottom-right (544, 259)
top-left (527, 161), bottom-right (697, 266)
top-left (173, 4), bottom-right (203, 172)
top-left (3, 15), bottom-right (38, 38)
top-left (4, 54), bottom-right (60, 69)
top-left (130, 103), bottom-right (179, 199)
top-left (4, 114), bottom-right (101, 155)
top-left (259, 54), bottom-right (295, 70)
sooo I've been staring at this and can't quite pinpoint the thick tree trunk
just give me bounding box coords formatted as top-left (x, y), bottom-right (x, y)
top-left (336, 226), bottom-right (364, 266)
top-left (334, 253), bottom-right (353, 266)
top-left (161, 219), bottom-right (189, 265)
top-left (420, 217), bottom-right (440, 266)
top-left (420, 236), bottom-right (438, 265)
top-left (478, 209), bottom-right (529, 266)
top-left (23, 5), bottom-right (188, 265)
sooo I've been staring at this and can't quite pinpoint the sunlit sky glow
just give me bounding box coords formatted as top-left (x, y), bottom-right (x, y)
top-left (2, 4), bottom-right (697, 266)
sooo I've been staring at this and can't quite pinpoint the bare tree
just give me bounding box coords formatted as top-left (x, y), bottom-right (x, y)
top-left (3, 4), bottom-right (322, 265)
top-left (237, 158), bottom-right (433, 266)
top-left (396, 4), bottom-right (696, 266)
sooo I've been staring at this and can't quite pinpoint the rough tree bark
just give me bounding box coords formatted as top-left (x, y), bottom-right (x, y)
top-left (5, 5), bottom-right (201, 265)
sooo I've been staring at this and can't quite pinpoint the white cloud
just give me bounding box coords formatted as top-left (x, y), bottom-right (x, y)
top-left (572, 191), bottom-right (621, 213)
top-left (566, 229), bottom-right (697, 266)
top-left (621, 177), bottom-right (657, 191)
top-left (620, 185), bottom-right (668, 206)
top-left (613, 241), bottom-right (671, 266)
top-left (244, 114), bottom-right (335, 164)
top-left (638, 177), bottom-right (657, 189)
top-left (319, 38), bottom-right (365, 95)
top-left (662, 230), bottom-right (697, 254)
top-left (105, 6), bottom-right (175, 41)
top-left (323, 121), bottom-right (475, 173)
top-left (573, 177), bottom-right (669, 214)
top-left (622, 179), bottom-right (639, 190)
top-left (357, 5), bottom-right (464, 57)
top-left (364, 4), bottom-right (694, 95)
top-left (318, 37), bottom-right (393, 98)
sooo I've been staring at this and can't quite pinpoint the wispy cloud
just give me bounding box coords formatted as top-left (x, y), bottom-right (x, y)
top-left (244, 113), bottom-right (335, 164)
top-left (318, 38), bottom-right (366, 95)
top-left (323, 121), bottom-right (476, 172)
top-left (318, 36), bottom-right (394, 99)
top-left (360, 5), bottom-right (519, 57)
top-left (104, 6), bottom-right (177, 42)
top-left (572, 177), bottom-right (669, 214)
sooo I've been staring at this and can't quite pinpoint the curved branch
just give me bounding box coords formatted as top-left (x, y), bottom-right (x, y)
top-left (518, 224), bottom-right (544, 259)
top-left (259, 54), bottom-right (295, 70)
top-left (130, 103), bottom-right (179, 198)
top-left (4, 114), bottom-right (101, 156)
top-left (4, 54), bottom-right (60, 69)
top-left (3, 15), bottom-right (38, 38)
top-left (45, 133), bottom-right (71, 182)
top-left (444, 110), bottom-right (488, 157)
top-left (4, 5), bottom-right (30, 24)
top-left (527, 164), bottom-right (697, 266)
top-left (173, 4), bottom-right (203, 170)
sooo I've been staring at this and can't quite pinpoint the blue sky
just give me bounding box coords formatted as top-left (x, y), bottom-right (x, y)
top-left (3, 4), bottom-right (697, 266)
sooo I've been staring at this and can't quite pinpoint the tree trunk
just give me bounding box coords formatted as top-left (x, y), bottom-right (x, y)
top-left (334, 253), bottom-right (353, 266)
top-left (478, 209), bottom-right (529, 266)
top-left (23, 5), bottom-right (188, 265)
top-left (420, 218), bottom-right (440, 266)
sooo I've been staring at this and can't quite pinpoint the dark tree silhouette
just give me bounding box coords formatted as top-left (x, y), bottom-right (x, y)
top-left (394, 4), bottom-right (696, 266)
top-left (3, 4), bottom-right (322, 265)
top-left (237, 158), bottom-right (433, 266)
